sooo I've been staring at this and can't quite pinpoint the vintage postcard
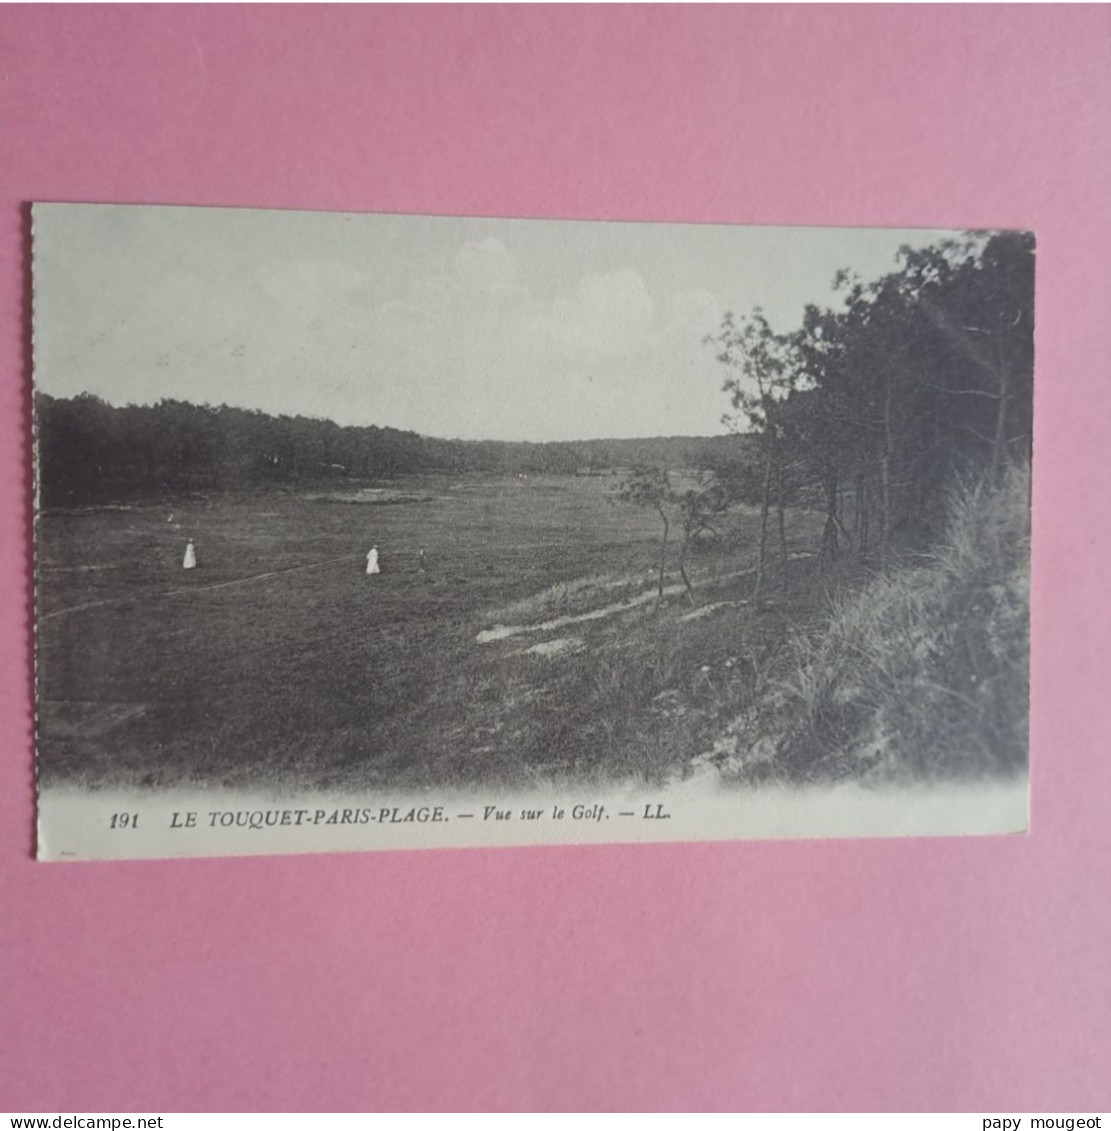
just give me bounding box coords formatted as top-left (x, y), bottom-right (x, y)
top-left (32, 203), bottom-right (1032, 860)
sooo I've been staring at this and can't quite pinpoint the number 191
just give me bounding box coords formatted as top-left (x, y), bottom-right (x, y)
top-left (109, 812), bottom-right (139, 829)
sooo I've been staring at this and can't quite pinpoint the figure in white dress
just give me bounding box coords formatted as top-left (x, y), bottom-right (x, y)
top-left (182, 540), bottom-right (197, 570)
top-left (366, 545), bottom-right (380, 575)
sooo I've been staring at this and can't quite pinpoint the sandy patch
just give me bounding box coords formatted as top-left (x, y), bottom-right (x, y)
top-left (678, 600), bottom-right (742, 622)
top-left (523, 637), bottom-right (585, 657)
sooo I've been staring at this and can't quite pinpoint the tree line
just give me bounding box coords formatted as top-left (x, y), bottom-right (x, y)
top-left (625, 230), bottom-right (1034, 599)
top-left (37, 230), bottom-right (1032, 530)
top-left (34, 393), bottom-right (751, 508)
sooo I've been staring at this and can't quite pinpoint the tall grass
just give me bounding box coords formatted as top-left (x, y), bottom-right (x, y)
top-left (724, 462), bottom-right (1030, 783)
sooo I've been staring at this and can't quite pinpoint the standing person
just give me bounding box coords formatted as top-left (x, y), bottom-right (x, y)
top-left (366, 545), bottom-right (380, 576)
top-left (418, 548), bottom-right (426, 572)
top-left (182, 540), bottom-right (197, 570)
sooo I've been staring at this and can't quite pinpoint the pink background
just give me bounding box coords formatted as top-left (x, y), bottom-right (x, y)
top-left (2, 5), bottom-right (1109, 1112)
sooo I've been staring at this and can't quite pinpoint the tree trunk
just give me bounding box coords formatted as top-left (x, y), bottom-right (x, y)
top-left (879, 379), bottom-right (893, 554)
top-left (754, 438), bottom-right (774, 603)
top-left (990, 329), bottom-right (1010, 485)
top-left (678, 532), bottom-right (696, 606)
top-left (821, 470), bottom-right (839, 564)
top-left (656, 503), bottom-right (669, 601)
top-left (858, 472), bottom-right (870, 558)
top-left (777, 462), bottom-right (789, 591)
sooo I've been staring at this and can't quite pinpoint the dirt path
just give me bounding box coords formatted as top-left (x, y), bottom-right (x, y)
top-left (475, 568), bottom-right (754, 643)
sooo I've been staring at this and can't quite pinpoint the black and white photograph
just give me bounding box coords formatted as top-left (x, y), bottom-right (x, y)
top-left (32, 203), bottom-right (1032, 859)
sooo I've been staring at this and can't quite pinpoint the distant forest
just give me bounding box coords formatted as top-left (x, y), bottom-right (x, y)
top-left (34, 394), bottom-right (748, 508)
top-left (36, 229), bottom-right (1033, 535)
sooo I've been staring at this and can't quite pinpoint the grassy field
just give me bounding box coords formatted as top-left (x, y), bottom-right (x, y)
top-left (37, 473), bottom-right (826, 792)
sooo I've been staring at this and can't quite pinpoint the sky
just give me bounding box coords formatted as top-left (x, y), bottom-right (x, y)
top-left (33, 203), bottom-right (963, 441)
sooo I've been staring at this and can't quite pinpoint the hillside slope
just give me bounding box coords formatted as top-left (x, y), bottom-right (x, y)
top-left (708, 463), bottom-right (1030, 784)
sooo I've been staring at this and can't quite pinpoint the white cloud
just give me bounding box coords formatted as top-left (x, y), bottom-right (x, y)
top-left (252, 259), bottom-right (368, 316)
top-left (454, 238), bottom-right (518, 292)
top-left (544, 268), bottom-right (655, 357)
top-left (378, 240), bottom-right (527, 336)
top-left (672, 289), bottom-right (722, 336)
